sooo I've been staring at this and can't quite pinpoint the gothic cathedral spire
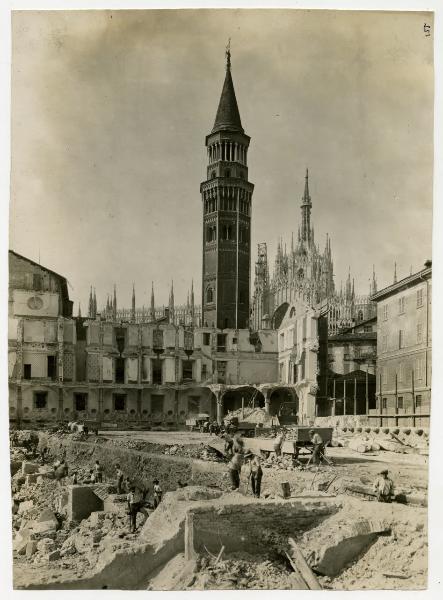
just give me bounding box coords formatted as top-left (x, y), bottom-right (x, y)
top-left (300, 168), bottom-right (312, 244)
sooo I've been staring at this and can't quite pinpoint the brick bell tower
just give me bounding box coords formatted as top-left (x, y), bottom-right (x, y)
top-left (201, 46), bottom-right (254, 329)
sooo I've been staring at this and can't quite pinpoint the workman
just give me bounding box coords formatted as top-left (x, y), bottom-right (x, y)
top-left (153, 479), bottom-right (163, 508)
top-left (223, 433), bottom-right (234, 456)
top-left (116, 463), bottom-right (124, 494)
top-left (228, 451), bottom-right (244, 491)
top-left (233, 433), bottom-right (244, 454)
top-left (246, 453), bottom-right (263, 498)
top-left (273, 432), bottom-right (284, 457)
top-left (94, 460), bottom-right (103, 483)
top-left (127, 485), bottom-right (144, 533)
top-left (309, 429), bottom-right (324, 465)
top-left (373, 469), bottom-right (395, 502)
top-left (54, 459), bottom-right (68, 487)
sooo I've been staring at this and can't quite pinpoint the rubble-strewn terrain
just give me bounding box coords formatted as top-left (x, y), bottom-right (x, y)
top-left (10, 428), bottom-right (428, 590)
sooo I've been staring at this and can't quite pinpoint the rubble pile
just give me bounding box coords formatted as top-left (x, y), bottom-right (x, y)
top-left (189, 552), bottom-right (296, 590)
top-left (107, 437), bottom-right (224, 462)
top-left (331, 427), bottom-right (429, 455)
top-left (227, 407), bottom-right (270, 424)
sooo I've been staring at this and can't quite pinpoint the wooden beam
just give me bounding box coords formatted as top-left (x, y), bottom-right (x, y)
top-left (284, 552), bottom-right (309, 589)
top-left (288, 538), bottom-right (322, 590)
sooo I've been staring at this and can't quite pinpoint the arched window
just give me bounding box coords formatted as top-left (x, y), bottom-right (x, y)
top-left (225, 169), bottom-right (231, 178)
top-left (211, 171), bottom-right (216, 179)
top-left (357, 310), bottom-right (364, 322)
top-left (290, 307), bottom-right (296, 318)
top-left (206, 288), bottom-right (213, 303)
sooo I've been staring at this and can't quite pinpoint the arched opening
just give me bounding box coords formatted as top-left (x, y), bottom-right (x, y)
top-left (272, 302), bottom-right (289, 329)
top-left (289, 307), bottom-right (296, 318)
top-left (357, 310), bottom-right (364, 322)
top-left (211, 170), bottom-right (216, 179)
top-left (222, 387), bottom-right (265, 417)
top-left (206, 288), bottom-right (214, 303)
top-left (269, 387), bottom-right (298, 422)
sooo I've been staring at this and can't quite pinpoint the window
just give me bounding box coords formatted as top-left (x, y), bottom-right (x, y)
top-left (290, 307), bottom-right (296, 318)
top-left (206, 288), bottom-right (214, 304)
top-left (232, 337), bottom-right (238, 345)
top-left (382, 304), bottom-right (388, 321)
top-left (74, 393), bottom-right (88, 412)
top-left (217, 361), bottom-right (226, 382)
top-left (182, 360), bottom-right (193, 381)
top-left (152, 359), bottom-right (162, 384)
top-left (203, 332), bottom-right (211, 346)
top-left (217, 334), bottom-right (227, 352)
top-left (363, 325), bottom-right (372, 333)
top-left (382, 335), bottom-right (388, 352)
top-left (224, 169), bottom-right (231, 178)
top-left (23, 364), bottom-right (31, 379)
top-left (417, 323), bottom-right (423, 344)
top-left (47, 355), bottom-right (56, 380)
top-left (415, 394), bottom-right (422, 408)
top-left (398, 363), bottom-right (404, 383)
top-left (211, 170), bottom-right (216, 179)
top-left (382, 397), bottom-right (387, 410)
top-left (279, 362), bottom-right (284, 382)
top-left (417, 288), bottom-right (423, 308)
top-left (34, 392), bottom-right (48, 409)
top-left (415, 358), bottom-right (424, 381)
top-left (397, 396), bottom-right (404, 409)
top-left (398, 330), bottom-right (404, 349)
top-left (280, 332), bottom-right (285, 350)
top-left (293, 364), bottom-right (298, 383)
top-left (114, 394), bottom-right (126, 411)
top-left (115, 357), bottom-right (125, 384)
top-left (399, 297), bottom-right (405, 314)
top-left (382, 368), bottom-right (388, 386)
top-left (153, 329), bottom-right (164, 350)
top-left (201, 364), bottom-right (208, 381)
top-left (357, 310), bottom-right (364, 321)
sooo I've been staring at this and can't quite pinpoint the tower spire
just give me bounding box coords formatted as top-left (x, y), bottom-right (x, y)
top-left (93, 288), bottom-right (97, 319)
top-left (113, 284), bottom-right (117, 320)
top-left (300, 168), bottom-right (312, 244)
top-left (212, 44), bottom-right (243, 133)
top-left (131, 283), bottom-right (136, 323)
top-left (150, 282), bottom-right (155, 322)
top-left (393, 262), bottom-right (397, 284)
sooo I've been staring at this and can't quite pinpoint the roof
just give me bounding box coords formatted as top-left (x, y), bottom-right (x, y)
top-left (9, 249), bottom-right (69, 283)
top-left (338, 316), bottom-right (376, 334)
top-left (212, 65), bottom-right (243, 133)
top-left (370, 265), bottom-right (431, 302)
top-left (330, 369), bottom-right (376, 382)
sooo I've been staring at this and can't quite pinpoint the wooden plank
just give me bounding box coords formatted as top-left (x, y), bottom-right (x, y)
top-left (284, 551), bottom-right (309, 589)
top-left (288, 538), bottom-right (322, 590)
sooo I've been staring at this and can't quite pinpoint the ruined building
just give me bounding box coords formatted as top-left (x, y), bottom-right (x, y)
top-left (251, 171), bottom-right (377, 334)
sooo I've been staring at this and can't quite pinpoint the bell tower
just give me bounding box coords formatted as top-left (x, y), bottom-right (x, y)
top-left (201, 46), bottom-right (254, 329)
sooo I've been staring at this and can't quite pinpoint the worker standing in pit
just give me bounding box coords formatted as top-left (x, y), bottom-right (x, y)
top-left (273, 431), bottom-right (284, 457)
top-left (153, 479), bottom-right (163, 508)
top-left (127, 485), bottom-right (144, 533)
top-left (309, 429), bottom-right (324, 465)
top-left (115, 463), bottom-right (124, 494)
top-left (247, 454), bottom-right (263, 498)
top-left (373, 469), bottom-right (395, 502)
top-left (223, 432), bottom-right (234, 457)
top-left (227, 451), bottom-right (244, 491)
top-left (94, 460), bottom-right (103, 483)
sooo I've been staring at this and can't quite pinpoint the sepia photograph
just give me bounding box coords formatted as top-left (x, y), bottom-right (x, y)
top-left (4, 4), bottom-right (437, 592)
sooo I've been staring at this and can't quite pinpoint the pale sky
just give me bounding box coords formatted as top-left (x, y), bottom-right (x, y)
top-left (10, 9), bottom-right (434, 313)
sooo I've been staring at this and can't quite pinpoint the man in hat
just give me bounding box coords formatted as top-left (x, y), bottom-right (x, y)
top-left (373, 469), bottom-right (395, 502)
top-left (246, 453), bottom-right (263, 498)
top-left (309, 429), bottom-right (324, 465)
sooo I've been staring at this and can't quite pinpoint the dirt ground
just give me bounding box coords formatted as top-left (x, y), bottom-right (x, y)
top-left (10, 429), bottom-right (428, 590)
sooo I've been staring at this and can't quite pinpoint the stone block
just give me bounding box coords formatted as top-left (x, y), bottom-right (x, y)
top-left (68, 486), bottom-right (104, 522)
top-left (25, 474), bottom-right (38, 485)
top-left (31, 520), bottom-right (58, 535)
top-left (13, 529), bottom-right (32, 553)
top-left (45, 550), bottom-right (61, 562)
top-left (21, 462), bottom-right (40, 475)
top-left (25, 540), bottom-right (38, 558)
top-left (18, 500), bottom-right (34, 514)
